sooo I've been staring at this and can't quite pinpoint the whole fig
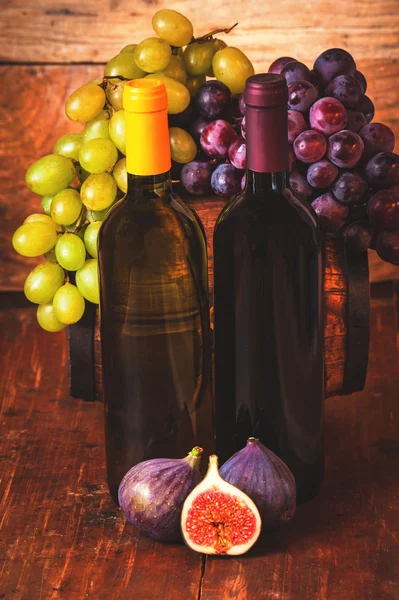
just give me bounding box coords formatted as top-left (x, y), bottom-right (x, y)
top-left (219, 438), bottom-right (296, 530)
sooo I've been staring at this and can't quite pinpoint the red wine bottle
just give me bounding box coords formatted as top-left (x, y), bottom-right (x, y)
top-left (213, 74), bottom-right (324, 503)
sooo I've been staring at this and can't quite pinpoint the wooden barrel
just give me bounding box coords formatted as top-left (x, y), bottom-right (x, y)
top-left (68, 195), bottom-right (370, 401)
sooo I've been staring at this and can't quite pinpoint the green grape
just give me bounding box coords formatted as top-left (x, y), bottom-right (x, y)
top-left (44, 247), bottom-right (58, 264)
top-left (24, 213), bottom-right (62, 232)
top-left (104, 53), bottom-right (145, 79)
top-left (119, 44), bottom-right (137, 54)
top-left (134, 37), bottom-right (172, 73)
top-left (186, 75), bottom-right (206, 97)
top-left (79, 138), bottom-right (118, 174)
top-left (53, 283), bottom-right (85, 325)
top-left (145, 74), bottom-right (190, 114)
top-left (109, 111), bottom-right (126, 155)
top-left (80, 173), bottom-right (117, 211)
top-left (157, 55), bottom-right (187, 85)
top-left (169, 127), bottom-right (197, 163)
top-left (24, 262), bottom-right (65, 304)
top-left (26, 154), bottom-right (76, 196)
top-left (76, 165), bottom-right (91, 184)
top-left (113, 158), bottom-right (127, 193)
top-left (76, 259), bottom-right (100, 304)
top-left (12, 222), bottom-right (58, 257)
top-left (212, 47), bottom-right (255, 95)
top-left (41, 195), bottom-right (53, 215)
top-left (55, 233), bottom-right (86, 271)
top-left (83, 110), bottom-right (111, 142)
top-left (65, 83), bottom-right (106, 123)
top-left (51, 188), bottom-right (83, 226)
top-left (53, 133), bottom-right (84, 161)
top-left (84, 221), bottom-right (101, 258)
top-left (37, 303), bottom-right (67, 332)
top-left (183, 42), bottom-right (214, 76)
top-left (152, 9), bottom-right (193, 47)
top-left (84, 206), bottom-right (112, 223)
top-left (105, 79), bottom-right (126, 112)
top-left (206, 39), bottom-right (228, 76)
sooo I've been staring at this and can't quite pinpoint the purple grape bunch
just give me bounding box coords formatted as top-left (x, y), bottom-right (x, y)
top-left (276, 48), bottom-right (399, 264)
top-left (177, 50), bottom-right (398, 265)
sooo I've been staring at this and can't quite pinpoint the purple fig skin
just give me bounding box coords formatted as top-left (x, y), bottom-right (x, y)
top-left (219, 438), bottom-right (296, 530)
top-left (118, 447), bottom-right (203, 542)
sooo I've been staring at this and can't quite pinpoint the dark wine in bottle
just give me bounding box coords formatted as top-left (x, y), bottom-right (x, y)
top-left (213, 74), bottom-right (324, 503)
top-left (98, 80), bottom-right (212, 503)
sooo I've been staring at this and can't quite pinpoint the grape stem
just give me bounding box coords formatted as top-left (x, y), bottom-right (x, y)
top-left (72, 207), bottom-right (86, 234)
top-left (192, 23), bottom-right (238, 44)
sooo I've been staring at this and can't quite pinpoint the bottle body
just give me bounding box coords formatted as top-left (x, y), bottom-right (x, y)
top-left (213, 75), bottom-right (324, 503)
top-left (98, 80), bottom-right (212, 503)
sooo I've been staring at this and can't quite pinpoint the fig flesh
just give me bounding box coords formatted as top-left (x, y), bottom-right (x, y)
top-left (181, 455), bottom-right (261, 555)
top-left (118, 447), bottom-right (203, 542)
top-left (219, 438), bottom-right (296, 530)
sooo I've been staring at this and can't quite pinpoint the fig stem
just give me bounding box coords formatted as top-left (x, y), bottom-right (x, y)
top-left (207, 454), bottom-right (219, 475)
top-left (190, 446), bottom-right (204, 458)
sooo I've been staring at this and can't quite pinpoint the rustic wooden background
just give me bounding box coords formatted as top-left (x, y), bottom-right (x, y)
top-left (0, 0), bottom-right (398, 290)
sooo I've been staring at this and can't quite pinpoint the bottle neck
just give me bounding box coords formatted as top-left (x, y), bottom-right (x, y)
top-left (246, 103), bottom-right (288, 174)
top-left (127, 172), bottom-right (171, 199)
top-left (246, 170), bottom-right (287, 194)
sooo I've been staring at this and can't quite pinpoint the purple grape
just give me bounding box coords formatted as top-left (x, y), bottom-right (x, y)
top-left (367, 190), bottom-right (399, 230)
top-left (349, 199), bottom-right (371, 223)
top-left (293, 130), bottom-right (327, 164)
top-left (343, 223), bottom-right (374, 252)
top-left (288, 80), bottom-right (318, 112)
top-left (356, 95), bottom-right (375, 123)
top-left (281, 61), bottom-right (312, 85)
top-left (309, 69), bottom-right (322, 88)
top-left (365, 152), bottom-right (399, 189)
top-left (309, 97), bottom-right (347, 136)
top-left (180, 159), bottom-right (214, 196)
top-left (313, 48), bottom-right (356, 84)
top-left (200, 120), bottom-right (238, 160)
top-left (241, 173), bottom-right (246, 190)
top-left (211, 163), bottom-right (241, 198)
top-left (289, 147), bottom-right (296, 171)
top-left (345, 109), bottom-right (367, 133)
top-left (359, 123), bottom-right (395, 160)
top-left (196, 81), bottom-right (231, 120)
top-left (241, 116), bottom-right (246, 139)
top-left (391, 184), bottom-right (399, 197)
top-left (332, 170), bottom-right (368, 204)
top-left (376, 230), bottom-right (399, 265)
top-left (311, 192), bottom-right (348, 232)
top-left (228, 137), bottom-right (246, 170)
top-left (306, 159), bottom-right (338, 188)
top-left (327, 130), bottom-right (364, 168)
top-left (268, 57), bottom-right (295, 75)
top-left (325, 75), bottom-right (362, 108)
top-left (288, 110), bottom-right (307, 144)
top-left (289, 169), bottom-right (313, 201)
top-left (238, 94), bottom-right (246, 116)
top-left (354, 70), bottom-right (367, 95)
top-left (189, 117), bottom-right (210, 144)
top-left (168, 101), bottom-right (196, 130)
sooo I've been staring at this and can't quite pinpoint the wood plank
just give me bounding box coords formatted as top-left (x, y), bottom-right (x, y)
top-left (200, 282), bottom-right (399, 599)
top-left (0, 300), bottom-right (203, 599)
top-left (1, 0), bottom-right (399, 63)
top-left (1, 61), bottom-right (398, 291)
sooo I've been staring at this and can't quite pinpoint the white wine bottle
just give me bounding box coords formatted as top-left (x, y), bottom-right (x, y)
top-left (98, 79), bottom-right (212, 503)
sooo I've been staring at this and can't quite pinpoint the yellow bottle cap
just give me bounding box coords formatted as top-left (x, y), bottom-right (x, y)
top-left (123, 79), bottom-right (171, 176)
top-left (123, 78), bottom-right (168, 113)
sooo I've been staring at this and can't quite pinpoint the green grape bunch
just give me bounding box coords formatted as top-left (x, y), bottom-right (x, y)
top-left (12, 8), bottom-right (255, 332)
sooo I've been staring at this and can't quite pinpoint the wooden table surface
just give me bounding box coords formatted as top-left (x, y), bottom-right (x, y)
top-left (1, 283), bottom-right (399, 600)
